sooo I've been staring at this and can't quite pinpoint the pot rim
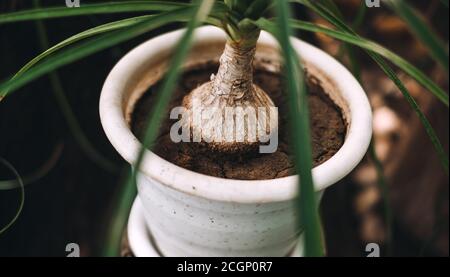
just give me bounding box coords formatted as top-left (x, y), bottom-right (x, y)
top-left (100, 26), bottom-right (372, 204)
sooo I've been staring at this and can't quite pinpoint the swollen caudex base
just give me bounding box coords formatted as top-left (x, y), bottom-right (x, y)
top-left (175, 82), bottom-right (278, 154)
top-left (175, 41), bottom-right (279, 154)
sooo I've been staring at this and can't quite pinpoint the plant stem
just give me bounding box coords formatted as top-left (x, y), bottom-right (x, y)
top-left (211, 41), bottom-right (256, 99)
top-left (183, 32), bottom-right (276, 152)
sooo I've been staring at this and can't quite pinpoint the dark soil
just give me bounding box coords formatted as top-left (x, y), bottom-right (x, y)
top-left (131, 63), bottom-right (346, 180)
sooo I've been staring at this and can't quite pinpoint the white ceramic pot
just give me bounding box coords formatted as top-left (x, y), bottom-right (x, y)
top-left (100, 26), bottom-right (372, 257)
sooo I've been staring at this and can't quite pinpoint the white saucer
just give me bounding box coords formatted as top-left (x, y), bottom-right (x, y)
top-left (127, 197), bottom-right (304, 257)
top-left (127, 197), bottom-right (162, 257)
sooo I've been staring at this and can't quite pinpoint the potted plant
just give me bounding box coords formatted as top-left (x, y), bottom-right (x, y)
top-left (0, 0), bottom-right (447, 257)
top-left (100, 25), bottom-right (372, 256)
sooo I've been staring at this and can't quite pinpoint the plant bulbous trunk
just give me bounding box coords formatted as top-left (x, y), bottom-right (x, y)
top-left (182, 41), bottom-right (278, 153)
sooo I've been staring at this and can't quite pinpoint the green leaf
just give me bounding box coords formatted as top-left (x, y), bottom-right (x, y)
top-left (370, 53), bottom-right (449, 173)
top-left (244, 0), bottom-right (272, 19)
top-left (102, 0), bottom-right (215, 257)
top-left (9, 12), bottom-right (223, 91)
top-left (351, 1), bottom-right (368, 30)
top-left (0, 158), bottom-right (25, 235)
top-left (292, 0), bottom-right (449, 172)
top-left (385, 0), bottom-right (449, 72)
top-left (0, 144), bottom-right (62, 189)
top-left (0, 1), bottom-right (229, 25)
top-left (293, 0), bottom-right (449, 107)
top-left (0, 1), bottom-right (185, 24)
top-left (256, 18), bottom-right (449, 107)
top-left (225, 0), bottom-right (252, 15)
top-left (32, 0), bottom-right (119, 173)
top-left (11, 15), bottom-right (154, 94)
top-left (315, 0), bottom-right (344, 19)
top-left (304, 0), bottom-right (390, 256)
top-left (0, 7), bottom-right (196, 99)
top-left (316, 0), bottom-right (362, 82)
top-left (272, 0), bottom-right (325, 257)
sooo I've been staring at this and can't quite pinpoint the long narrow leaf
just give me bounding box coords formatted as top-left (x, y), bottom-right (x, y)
top-left (0, 158), bottom-right (25, 235)
top-left (309, 0), bottom-right (391, 255)
top-left (0, 7), bottom-right (195, 99)
top-left (294, 0), bottom-right (448, 106)
top-left (273, 0), bottom-right (325, 257)
top-left (352, 1), bottom-right (367, 30)
top-left (370, 53), bottom-right (449, 173)
top-left (293, 0), bottom-right (449, 172)
top-left (317, 0), bottom-right (361, 84)
top-left (0, 1), bottom-right (228, 25)
top-left (299, 0), bottom-right (390, 254)
top-left (103, 0), bottom-right (215, 257)
top-left (315, 0), bottom-right (343, 18)
top-left (0, 1), bottom-right (185, 24)
top-left (256, 18), bottom-right (449, 107)
top-left (13, 15), bottom-right (154, 80)
top-left (244, 0), bottom-right (272, 19)
top-left (10, 13), bottom-right (222, 90)
top-left (386, 0), bottom-right (449, 72)
top-left (225, 0), bottom-right (252, 15)
top-left (33, 0), bottom-right (118, 173)
top-left (314, 2), bottom-right (390, 254)
top-left (0, 144), bottom-right (62, 189)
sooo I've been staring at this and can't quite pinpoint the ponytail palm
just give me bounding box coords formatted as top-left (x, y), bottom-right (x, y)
top-left (0, 0), bottom-right (447, 257)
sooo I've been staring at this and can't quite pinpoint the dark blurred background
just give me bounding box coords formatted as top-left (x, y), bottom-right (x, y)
top-left (0, 0), bottom-right (448, 256)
